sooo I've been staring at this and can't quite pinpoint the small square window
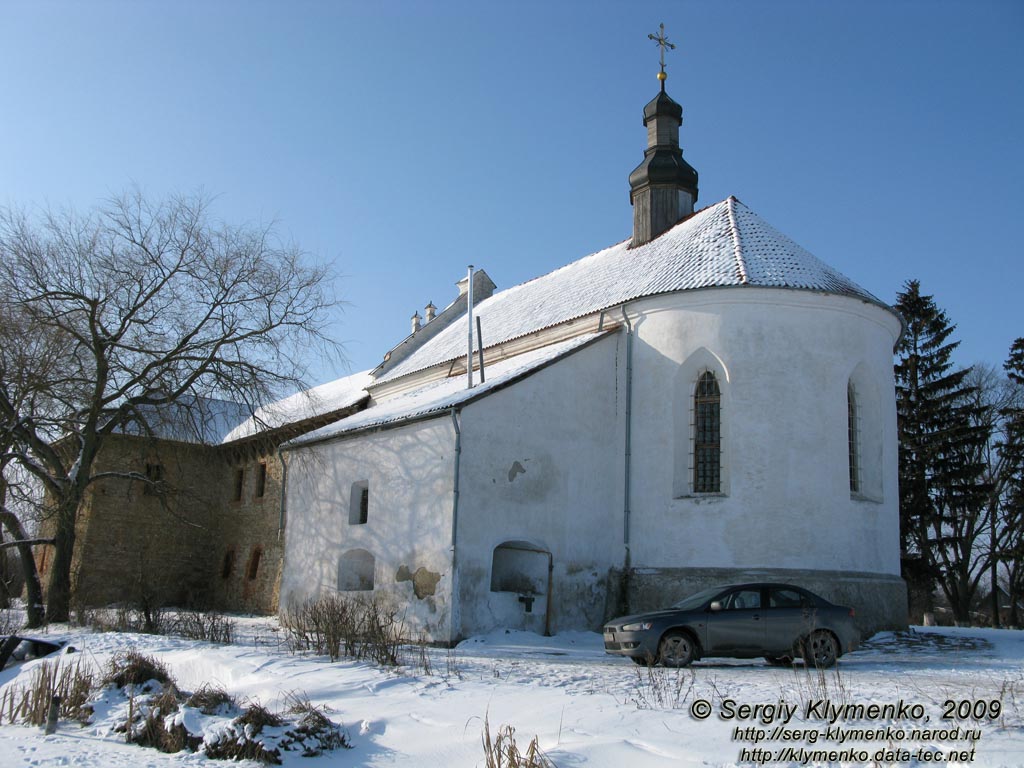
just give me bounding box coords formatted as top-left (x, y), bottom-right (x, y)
top-left (349, 480), bottom-right (369, 525)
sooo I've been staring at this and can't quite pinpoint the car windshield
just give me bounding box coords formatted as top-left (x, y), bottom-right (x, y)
top-left (671, 586), bottom-right (725, 611)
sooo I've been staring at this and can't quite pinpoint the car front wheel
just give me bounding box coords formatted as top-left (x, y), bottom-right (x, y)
top-left (658, 630), bottom-right (695, 667)
top-left (803, 630), bottom-right (838, 668)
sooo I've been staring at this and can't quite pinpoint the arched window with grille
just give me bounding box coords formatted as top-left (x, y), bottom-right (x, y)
top-left (693, 370), bottom-right (721, 493)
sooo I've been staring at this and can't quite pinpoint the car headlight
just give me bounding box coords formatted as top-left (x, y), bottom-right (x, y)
top-left (621, 621), bottom-right (653, 631)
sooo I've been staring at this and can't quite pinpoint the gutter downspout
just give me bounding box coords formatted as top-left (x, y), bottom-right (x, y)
top-left (449, 408), bottom-right (462, 644)
top-left (277, 447), bottom-right (288, 539)
top-left (620, 305), bottom-right (634, 615)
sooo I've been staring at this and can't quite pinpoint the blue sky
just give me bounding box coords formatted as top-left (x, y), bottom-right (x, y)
top-left (2, 0), bottom-right (1021, 386)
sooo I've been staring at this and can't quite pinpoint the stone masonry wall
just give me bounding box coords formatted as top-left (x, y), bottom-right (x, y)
top-left (49, 435), bottom-right (225, 609)
top-left (207, 450), bottom-right (285, 614)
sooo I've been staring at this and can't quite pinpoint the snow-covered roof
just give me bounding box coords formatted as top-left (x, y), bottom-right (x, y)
top-left (288, 333), bottom-right (609, 448)
top-left (221, 370), bottom-right (372, 444)
top-left (377, 196), bottom-right (888, 384)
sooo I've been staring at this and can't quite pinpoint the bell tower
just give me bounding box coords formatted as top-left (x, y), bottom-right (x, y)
top-left (629, 24), bottom-right (699, 247)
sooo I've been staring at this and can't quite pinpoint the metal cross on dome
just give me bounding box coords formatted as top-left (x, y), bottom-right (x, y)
top-left (648, 22), bottom-right (675, 83)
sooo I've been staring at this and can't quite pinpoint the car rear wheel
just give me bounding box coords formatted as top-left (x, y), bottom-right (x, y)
top-left (802, 630), bottom-right (838, 668)
top-left (658, 630), bottom-right (695, 667)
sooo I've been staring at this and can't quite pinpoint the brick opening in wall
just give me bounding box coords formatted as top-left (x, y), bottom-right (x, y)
top-left (256, 462), bottom-right (267, 499)
top-left (221, 548), bottom-right (236, 579)
top-left (246, 546), bottom-right (262, 581)
top-left (143, 462), bottom-right (164, 496)
top-left (233, 468), bottom-right (245, 501)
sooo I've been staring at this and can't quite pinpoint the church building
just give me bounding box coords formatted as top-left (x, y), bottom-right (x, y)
top-left (275, 52), bottom-right (906, 642)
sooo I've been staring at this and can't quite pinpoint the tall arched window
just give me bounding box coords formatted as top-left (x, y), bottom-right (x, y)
top-left (847, 382), bottom-right (860, 494)
top-left (693, 371), bottom-right (721, 493)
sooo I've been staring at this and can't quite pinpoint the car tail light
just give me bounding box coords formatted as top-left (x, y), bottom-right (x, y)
top-left (849, 608), bottom-right (856, 617)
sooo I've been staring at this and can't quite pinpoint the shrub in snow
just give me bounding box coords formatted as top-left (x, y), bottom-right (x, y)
top-left (171, 610), bottom-right (235, 644)
top-left (281, 593), bottom-right (405, 666)
top-left (103, 650), bottom-right (174, 689)
top-left (185, 684), bottom-right (236, 715)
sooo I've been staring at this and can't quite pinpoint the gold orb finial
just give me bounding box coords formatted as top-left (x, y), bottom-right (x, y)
top-left (657, 71), bottom-right (667, 81)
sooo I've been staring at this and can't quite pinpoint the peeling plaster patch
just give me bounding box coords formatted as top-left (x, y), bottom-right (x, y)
top-left (412, 568), bottom-right (442, 599)
top-left (396, 564), bottom-right (441, 599)
top-left (508, 460), bottom-right (527, 482)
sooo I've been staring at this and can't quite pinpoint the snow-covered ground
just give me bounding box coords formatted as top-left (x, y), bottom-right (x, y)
top-left (1, 617), bottom-right (1023, 767)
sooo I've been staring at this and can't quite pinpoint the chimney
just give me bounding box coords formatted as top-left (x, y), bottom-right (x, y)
top-left (456, 269), bottom-right (496, 303)
top-left (411, 311), bottom-right (421, 334)
top-left (628, 28), bottom-right (698, 247)
top-left (424, 301), bottom-right (436, 323)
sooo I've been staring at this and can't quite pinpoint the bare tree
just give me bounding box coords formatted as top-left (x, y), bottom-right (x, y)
top-left (958, 364), bottom-right (1020, 625)
top-left (0, 190), bottom-right (340, 621)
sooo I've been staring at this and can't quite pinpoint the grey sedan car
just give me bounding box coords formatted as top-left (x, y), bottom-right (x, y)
top-left (603, 583), bottom-right (859, 668)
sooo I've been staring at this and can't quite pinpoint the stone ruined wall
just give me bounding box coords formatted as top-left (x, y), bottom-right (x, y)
top-left (206, 450), bottom-right (285, 615)
top-left (34, 435), bottom-right (287, 615)
top-left (48, 435), bottom-right (225, 609)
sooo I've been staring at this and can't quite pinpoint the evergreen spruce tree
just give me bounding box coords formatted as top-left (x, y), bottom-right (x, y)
top-left (999, 338), bottom-right (1024, 623)
top-left (894, 280), bottom-right (990, 621)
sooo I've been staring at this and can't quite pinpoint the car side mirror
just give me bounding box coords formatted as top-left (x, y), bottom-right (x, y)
top-left (709, 600), bottom-right (723, 612)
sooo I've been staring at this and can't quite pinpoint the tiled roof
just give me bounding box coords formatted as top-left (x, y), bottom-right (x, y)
top-left (288, 333), bottom-right (609, 447)
top-left (377, 197), bottom-right (887, 384)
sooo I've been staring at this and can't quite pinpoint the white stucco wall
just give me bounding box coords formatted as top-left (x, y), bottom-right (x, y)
top-left (280, 285), bottom-right (904, 639)
top-left (624, 287), bottom-right (902, 577)
top-left (454, 335), bottom-right (624, 637)
top-left (280, 417), bottom-right (456, 640)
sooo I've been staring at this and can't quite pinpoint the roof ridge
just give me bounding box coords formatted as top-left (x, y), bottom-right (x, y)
top-left (725, 196), bottom-right (749, 284)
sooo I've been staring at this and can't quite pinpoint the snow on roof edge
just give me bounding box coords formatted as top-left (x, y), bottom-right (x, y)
top-left (285, 332), bottom-right (613, 450)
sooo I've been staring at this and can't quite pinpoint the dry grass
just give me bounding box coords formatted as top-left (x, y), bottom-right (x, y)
top-left (237, 701), bottom-right (284, 729)
top-left (124, 686), bottom-right (202, 754)
top-left (104, 650), bottom-right (174, 689)
top-left (185, 684), bottom-right (235, 715)
top-left (203, 701), bottom-right (284, 764)
top-left (0, 656), bottom-right (95, 726)
top-left (481, 711), bottom-right (556, 768)
top-left (279, 693), bottom-right (351, 756)
top-left (628, 663), bottom-right (697, 710)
